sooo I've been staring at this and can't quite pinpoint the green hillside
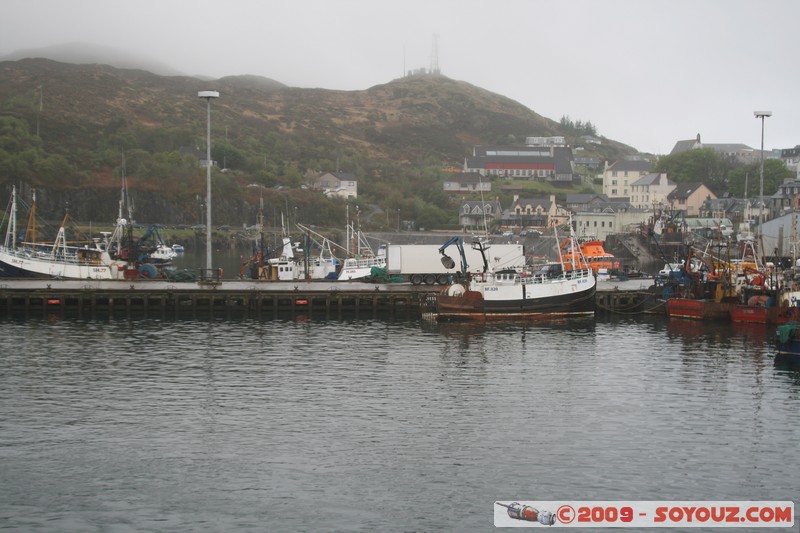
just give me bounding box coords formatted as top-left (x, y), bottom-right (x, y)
top-left (0, 58), bottom-right (636, 230)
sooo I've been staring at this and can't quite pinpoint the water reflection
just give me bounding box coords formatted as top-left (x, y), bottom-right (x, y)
top-left (2, 314), bottom-right (800, 531)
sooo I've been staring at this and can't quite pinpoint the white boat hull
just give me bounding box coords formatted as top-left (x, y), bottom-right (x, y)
top-left (0, 247), bottom-right (126, 280)
top-left (338, 257), bottom-right (386, 280)
top-left (437, 268), bottom-right (596, 320)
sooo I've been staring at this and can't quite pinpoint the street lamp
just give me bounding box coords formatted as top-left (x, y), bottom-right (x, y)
top-left (198, 90), bottom-right (219, 274)
top-left (754, 110), bottom-right (772, 230)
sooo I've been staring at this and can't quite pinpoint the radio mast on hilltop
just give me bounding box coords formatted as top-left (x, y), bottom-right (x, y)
top-left (430, 34), bottom-right (441, 75)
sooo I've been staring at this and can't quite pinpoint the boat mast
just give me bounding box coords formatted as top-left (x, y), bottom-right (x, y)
top-left (3, 186), bottom-right (17, 250)
top-left (25, 189), bottom-right (36, 245)
top-left (554, 222), bottom-right (564, 265)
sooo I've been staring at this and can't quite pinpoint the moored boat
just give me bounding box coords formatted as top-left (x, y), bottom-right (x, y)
top-left (338, 247), bottom-right (386, 280)
top-left (337, 222), bottom-right (386, 281)
top-left (775, 320), bottom-right (800, 367)
top-left (560, 237), bottom-right (621, 276)
top-left (240, 222), bottom-right (342, 281)
top-left (149, 244), bottom-right (178, 264)
top-left (731, 303), bottom-right (799, 324)
top-left (730, 285), bottom-right (800, 324)
top-left (666, 295), bottom-right (733, 320)
top-left (0, 187), bottom-right (129, 280)
top-left (725, 236), bottom-right (800, 324)
top-left (662, 246), bottom-right (739, 321)
top-left (434, 225), bottom-right (596, 321)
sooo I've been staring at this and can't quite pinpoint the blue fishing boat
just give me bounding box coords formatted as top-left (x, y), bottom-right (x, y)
top-left (775, 320), bottom-right (800, 368)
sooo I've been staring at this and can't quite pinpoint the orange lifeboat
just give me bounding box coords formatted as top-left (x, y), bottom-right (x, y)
top-left (560, 238), bottom-right (621, 274)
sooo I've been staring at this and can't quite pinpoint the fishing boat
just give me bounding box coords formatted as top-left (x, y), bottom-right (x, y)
top-left (337, 222), bottom-right (386, 281)
top-left (775, 320), bottom-right (800, 366)
top-left (240, 219), bottom-right (341, 281)
top-left (295, 223), bottom-right (341, 280)
top-left (338, 245), bottom-right (386, 280)
top-left (730, 294), bottom-right (800, 324)
top-left (663, 245), bottom-right (739, 320)
top-left (726, 236), bottom-right (800, 324)
top-left (729, 262), bottom-right (800, 324)
top-left (148, 243), bottom-right (178, 264)
top-left (264, 237), bottom-right (298, 281)
top-left (0, 187), bottom-right (128, 279)
top-left (434, 225), bottom-right (596, 321)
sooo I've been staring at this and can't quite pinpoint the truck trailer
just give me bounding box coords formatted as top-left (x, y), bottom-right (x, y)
top-left (386, 243), bottom-right (525, 285)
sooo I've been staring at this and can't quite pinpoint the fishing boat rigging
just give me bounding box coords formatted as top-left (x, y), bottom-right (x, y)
top-left (434, 220), bottom-right (596, 321)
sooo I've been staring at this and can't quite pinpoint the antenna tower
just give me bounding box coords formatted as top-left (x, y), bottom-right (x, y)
top-left (429, 34), bottom-right (440, 75)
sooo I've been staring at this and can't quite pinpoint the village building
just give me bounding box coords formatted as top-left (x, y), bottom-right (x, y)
top-left (501, 194), bottom-right (570, 228)
top-left (779, 145), bottom-right (800, 179)
top-left (699, 196), bottom-right (751, 225)
top-left (573, 156), bottom-right (601, 169)
top-left (760, 212), bottom-right (800, 259)
top-left (630, 172), bottom-right (676, 211)
top-left (602, 159), bottom-right (652, 199)
top-left (464, 146), bottom-right (576, 184)
top-left (316, 171), bottom-right (357, 199)
top-left (443, 172), bottom-right (491, 194)
top-left (567, 194), bottom-right (649, 240)
top-left (669, 133), bottom-right (758, 165)
top-left (457, 200), bottom-right (502, 229)
top-left (667, 182), bottom-right (717, 217)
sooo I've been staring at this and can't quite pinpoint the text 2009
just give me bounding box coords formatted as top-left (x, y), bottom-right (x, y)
top-left (577, 506), bottom-right (634, 523)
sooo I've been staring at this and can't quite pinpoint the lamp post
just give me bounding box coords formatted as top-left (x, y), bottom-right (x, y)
top-left (198, 90), bottom-right (219, 274)
top-left (754, 110), bottom-right (772, 231)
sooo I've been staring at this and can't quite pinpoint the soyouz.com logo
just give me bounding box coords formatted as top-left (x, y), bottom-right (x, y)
top-left (494, 501), bottom-right (795, 528)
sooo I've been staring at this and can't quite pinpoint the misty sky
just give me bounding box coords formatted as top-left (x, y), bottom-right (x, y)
top-left (2, 0), bottom-right (797, 156)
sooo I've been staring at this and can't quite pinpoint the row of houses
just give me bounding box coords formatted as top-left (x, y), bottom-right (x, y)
top-left (456, 192), bottom-right (736, 241)
top-left (447, 134), bottom-right (800, 242)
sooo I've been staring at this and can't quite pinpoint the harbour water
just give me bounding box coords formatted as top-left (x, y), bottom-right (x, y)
top-left (1, 314), bottom-right (798, 532)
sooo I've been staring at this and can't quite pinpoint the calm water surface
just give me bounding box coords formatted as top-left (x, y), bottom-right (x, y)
top-left (1, 314), bottom-right (798, 532)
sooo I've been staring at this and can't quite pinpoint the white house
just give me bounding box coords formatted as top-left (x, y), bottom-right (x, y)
top-left (318, 171), bottom-right (357, 199)
top-left (630, 173), bottom-right (676, 211)
top-left (573, 204), bottom-right (650, 240)
top-left (443, 172), bottom-right (491, 193)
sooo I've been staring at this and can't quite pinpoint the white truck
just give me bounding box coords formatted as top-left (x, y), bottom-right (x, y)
top-left (386, 243), bottom-right (525, 285)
